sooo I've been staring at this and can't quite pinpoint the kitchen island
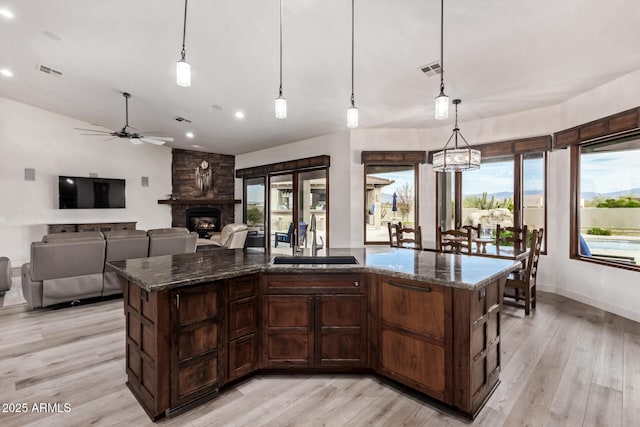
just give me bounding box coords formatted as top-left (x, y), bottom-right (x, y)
top-left (108, 247), bottom-right (519, 421)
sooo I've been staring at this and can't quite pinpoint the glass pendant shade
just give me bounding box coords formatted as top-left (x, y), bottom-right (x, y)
top-left (435, 93), bottom-right (449, 120)
top-left (347, 106), bottom-right (359, 128)
top-left (432, 147), bottom-right (481, 172)
top-left (275, 96), bottom-right (287, 119)
top-left (176, 60), bottom-right (191, 87)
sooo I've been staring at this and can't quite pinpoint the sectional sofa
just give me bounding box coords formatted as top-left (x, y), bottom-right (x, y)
top-left (21, 228), bottom-right (197, 309)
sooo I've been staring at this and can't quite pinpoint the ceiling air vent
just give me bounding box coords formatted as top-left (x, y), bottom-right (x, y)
top-left (175, 116), bottom-right (192, 123)
top-left (419, 61), bottom-right (441, 77)
top-left (38, 64), bottom-right (63, 77)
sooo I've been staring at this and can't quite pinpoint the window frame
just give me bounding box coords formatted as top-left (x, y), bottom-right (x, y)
top-left (570, 134), bottom-right (640, 272)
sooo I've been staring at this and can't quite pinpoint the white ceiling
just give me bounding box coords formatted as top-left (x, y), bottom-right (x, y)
top-left (1, 0), bottom-right (640, 155)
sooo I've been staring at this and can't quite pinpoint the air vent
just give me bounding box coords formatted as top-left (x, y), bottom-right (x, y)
top-left (419, 61), bottom-right (441, 77)
top-left (38, 64), bottom-right (63, 77)
top-left (174, 116), bottom-right (192, 123)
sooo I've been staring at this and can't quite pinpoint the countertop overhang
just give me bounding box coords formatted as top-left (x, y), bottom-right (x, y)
top-left (107, 247), bottom-right (521, 293)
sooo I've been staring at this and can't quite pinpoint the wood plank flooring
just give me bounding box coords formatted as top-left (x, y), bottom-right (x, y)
top-left (0, 291), bottom-right (639, 426)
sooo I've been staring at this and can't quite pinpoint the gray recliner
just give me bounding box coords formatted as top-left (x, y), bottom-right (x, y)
top-left (147, 227), bottom-right (198, 256)
top-left (207, 223), bottom-right (249, 249)
top-left (103, 230), bottom-right (150, 295)
top-left (0, 257), bottom-right (11, 294)
top-left (21, 232), bottom-right (106, 309)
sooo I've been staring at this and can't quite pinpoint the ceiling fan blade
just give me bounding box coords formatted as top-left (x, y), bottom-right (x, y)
top-left (129, 138), bottom-right (144, 145)
top-left (80, 133), bottom-right (111, 136)
top-left (140, 137), bottom-right (167, 146)
top-left (75, 128), bottom-right (112, 134)
top-left (144, 136), bottom-right (174, 142)
top-left (104, 137), bottom-right (118, 141)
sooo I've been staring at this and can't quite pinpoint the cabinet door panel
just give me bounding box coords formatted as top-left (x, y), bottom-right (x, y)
top-left (228, 334), bottom-right (257, 380)
top-left (264, 295), bottom-right (313, 368)
top-left (381, 328), bottom-right (445, 397)
top-left (229, 274), bottom-right (258, 301)
top-left (229, 297), bottom-right (257, 340)
top-left (178, 322), bottom-right (218, 360)
top-left (178, 356), bottom-right (219, 401)
top-left (381, 278), bottom-right (445, 340)
top-left (316, 295), bottom-right (366, 367)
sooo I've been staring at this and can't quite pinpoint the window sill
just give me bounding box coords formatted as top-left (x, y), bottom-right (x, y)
top-left (571, 254), bottom-right (640, 273)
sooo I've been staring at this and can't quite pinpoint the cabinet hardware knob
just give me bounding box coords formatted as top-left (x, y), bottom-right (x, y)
top-left (354, 281), bottom-right (360, 287)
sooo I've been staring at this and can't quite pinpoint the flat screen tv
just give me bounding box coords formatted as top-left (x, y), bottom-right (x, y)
top-left (58, 176), bottom-right (126, 209)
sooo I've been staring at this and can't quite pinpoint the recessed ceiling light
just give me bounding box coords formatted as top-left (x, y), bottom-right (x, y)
top-left (43, 30), bottom-right (63, 41)
top-left (0, 69), bottom-right (13, 78)
top-left (185, 132), bottom-right (194, 138)
top-left (191, 144), bottom-right (202, 148)
top-left (235, 111), bottom-right (245, 120)
top-left (0, 9), bottom-right (14, 19)
top-left (211, 104), bottom-right (223, 111)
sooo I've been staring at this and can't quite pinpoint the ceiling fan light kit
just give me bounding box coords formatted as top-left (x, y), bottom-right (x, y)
top-left (76, 92), bottom-right (174, 146)
top-left (347, 0), bottom-right (358, 129)
top-left (176, 0), bottom-right (191, 87)
top-left (275, 0), bottom-right (287, 119)
top-left (434, 0), bottom-right (449, 120)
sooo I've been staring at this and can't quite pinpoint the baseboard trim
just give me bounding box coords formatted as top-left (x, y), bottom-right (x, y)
top-left (537, 282), bottom-right (640, 323)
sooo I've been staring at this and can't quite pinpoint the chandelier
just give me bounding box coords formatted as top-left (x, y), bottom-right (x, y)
top-left (432, 99), bottom-right (481, 172)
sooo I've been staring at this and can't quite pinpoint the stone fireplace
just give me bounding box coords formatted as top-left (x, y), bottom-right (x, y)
top-left (187, 207), bottom-right (221, 238)
top-left (169, 149), bottom-right (236, 231)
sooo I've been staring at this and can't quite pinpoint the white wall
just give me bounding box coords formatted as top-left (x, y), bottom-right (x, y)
top-left (0, 97), bottom-right (173, 265)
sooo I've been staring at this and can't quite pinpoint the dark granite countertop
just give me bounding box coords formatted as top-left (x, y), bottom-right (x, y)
top-left (107, 247), bottom-right (520, 292)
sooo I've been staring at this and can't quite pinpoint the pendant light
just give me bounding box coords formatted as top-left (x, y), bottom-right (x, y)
top-left (176, 0), bottom-right (191, 87)
top-left (275, 0), bottom-right (287, 119)
top-left (432, 99), bottom-right (481, 172)
top-left (347, 0), bottom-right (358, 128)
top-left (434, 0), bottom-right (448, 119)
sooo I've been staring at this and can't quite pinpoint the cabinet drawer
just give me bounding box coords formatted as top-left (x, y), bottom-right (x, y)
top-left (228, 334), bottom-right (258, 380)
top-left (381, 277), bottom-right (447, 340)
top-left (229, 274), bottom-right (258, 301)
top-left (263, 274), bottom-right (363, 294)
top-left (229, 296), bottom-right (258, 340)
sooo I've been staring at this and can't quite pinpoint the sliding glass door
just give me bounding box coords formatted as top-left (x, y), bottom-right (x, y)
top-left (244, 177), bottom-right (266, 248)
top-left (297, 170), bottom-right (327, 249)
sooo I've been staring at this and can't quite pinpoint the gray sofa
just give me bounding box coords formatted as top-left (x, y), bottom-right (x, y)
top-left (21, 228), bottom-right (197, 309)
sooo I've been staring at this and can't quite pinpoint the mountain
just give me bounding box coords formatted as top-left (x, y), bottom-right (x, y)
top-left (581, 188), bottom-right (640, 200)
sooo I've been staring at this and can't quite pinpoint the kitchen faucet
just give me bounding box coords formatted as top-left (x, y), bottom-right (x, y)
top-left (310, 214), bottom-right (324, 256)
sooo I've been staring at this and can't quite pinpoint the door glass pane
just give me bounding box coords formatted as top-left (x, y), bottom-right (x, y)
top-left (437, 172), bottom-right (456, 231)
top-left (298, 170), bottom-right (327, 250)
top-left (365, 165), bottom-right (416, 243)
top-left (579, 138), bottom-right (640, 264)
top-left (245, 177), bottom-right (265, 248)
top-left (523, 153), bottom-right (545, 246)
top-left (270, 174), bottom-right (293, 253)
top-left (462, 157), bottom-right (514, 237)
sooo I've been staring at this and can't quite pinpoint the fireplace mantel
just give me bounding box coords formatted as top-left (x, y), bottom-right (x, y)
top-left (158, 199), bottom-right (241, 205)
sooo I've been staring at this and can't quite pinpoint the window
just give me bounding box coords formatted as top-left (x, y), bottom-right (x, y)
top-left (571, 136), bottom-right (640, 269)
top-left (364, 165), bottom-right (418, 243)
top-left (437, 152), bottom-right (547, 250)
top-left (244, 177), bottom-right (266, 248)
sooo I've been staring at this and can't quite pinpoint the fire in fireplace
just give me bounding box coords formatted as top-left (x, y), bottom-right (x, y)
top-left (186, 207), bottom-right (221, 238)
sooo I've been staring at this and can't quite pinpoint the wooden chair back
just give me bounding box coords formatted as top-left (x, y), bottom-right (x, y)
top-left (462, 223), bottom-right (482, 238)
top-left (496, 224), bottom-right (528, 251)
top-left (396, 224), bottom-right (423, 251)
top-left (503, 228), bottom-right (544, 315)
top-left (439, 228), bottom-right (472, 254)
top-left (388, 222), bottom-right (400, 247)
top-left (525, 228), bottom-right (544, 285)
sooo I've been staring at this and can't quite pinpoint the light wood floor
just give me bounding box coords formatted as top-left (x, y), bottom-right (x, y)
top-left (0, 292), bottom-right (638, 427)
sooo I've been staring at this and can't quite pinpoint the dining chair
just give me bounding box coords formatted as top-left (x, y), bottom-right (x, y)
top-left (462, 223), bottom-right (482, 238)
top-left (439, 228), bottom-right (472, 254)
top-left (503, 228), bottom-right (544, 315)
top-left (388, 222), bottom-right (400, 247)
top-left (396, 224), bottom-right (423, 250)
top-left (496, 224), bottom-right (528, 251)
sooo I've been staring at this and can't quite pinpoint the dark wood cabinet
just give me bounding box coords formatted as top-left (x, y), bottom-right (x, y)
top-left (170, 285), bottom-right (222, 409)
top-left (227, 274), bottom-right (259, 381)
top-left (379, 276), bottom-right (452, 404)
top-left (262, 274), bottom-right (366, 369)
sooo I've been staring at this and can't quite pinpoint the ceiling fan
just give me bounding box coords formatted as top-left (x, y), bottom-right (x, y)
top-left (76, 92), bottom-right (174, 145)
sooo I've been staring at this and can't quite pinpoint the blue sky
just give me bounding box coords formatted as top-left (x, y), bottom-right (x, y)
top-left (581, 151), bottom-right (640, 193)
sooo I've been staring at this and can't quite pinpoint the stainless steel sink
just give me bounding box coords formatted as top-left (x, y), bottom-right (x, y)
top-left (271, 255), bottom-right (359, 265)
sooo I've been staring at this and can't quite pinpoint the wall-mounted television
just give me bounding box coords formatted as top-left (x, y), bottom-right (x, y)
top-left (58, 176), bottom-right (126, 209)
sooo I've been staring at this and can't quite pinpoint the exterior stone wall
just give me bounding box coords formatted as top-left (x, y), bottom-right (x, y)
top-left (171, 149), bottom-right (236, 229)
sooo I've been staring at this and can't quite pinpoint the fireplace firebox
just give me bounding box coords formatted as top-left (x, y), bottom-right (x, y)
top-left (186, 207), bottom-right (221, 238)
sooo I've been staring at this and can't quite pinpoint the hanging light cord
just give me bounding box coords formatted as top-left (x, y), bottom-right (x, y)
top-left (279, 0), bottom-right (283, 97)
top-left (180, 0), bottom-right (188, 60)
top-left (350, 0), bottom-right (355, 107)
top-left (439, 0), bottom-right (445, 95)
